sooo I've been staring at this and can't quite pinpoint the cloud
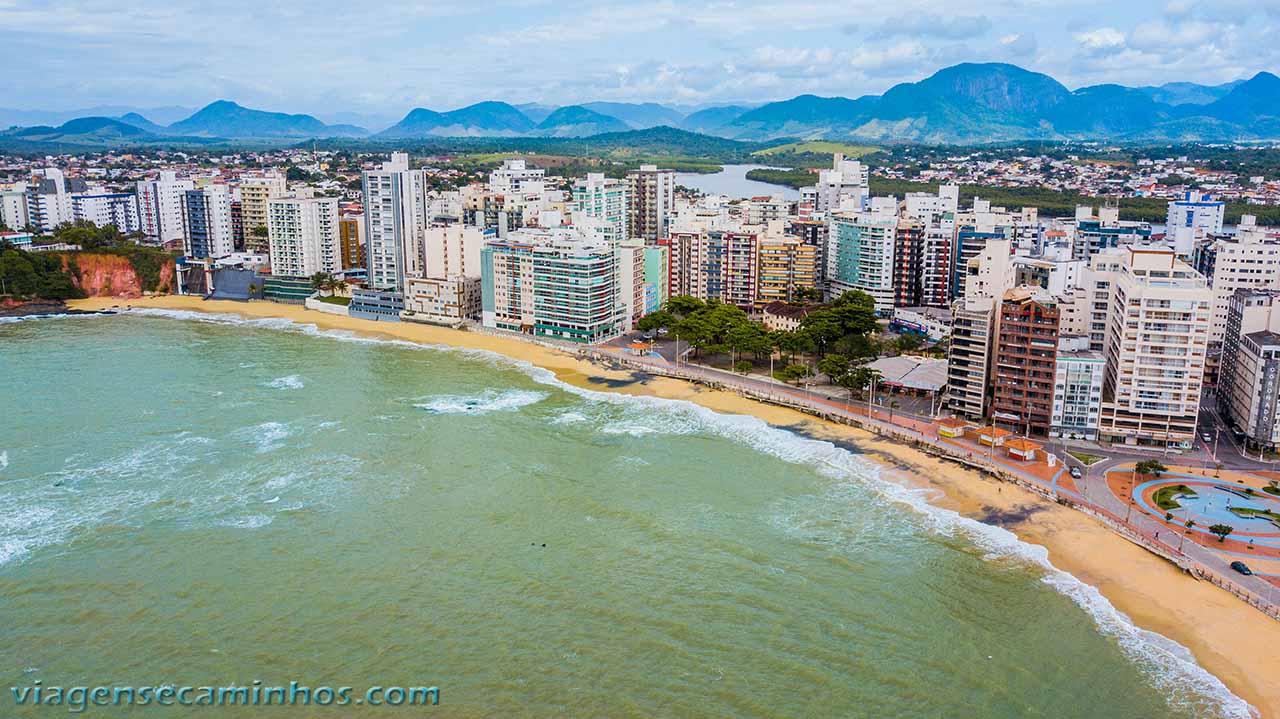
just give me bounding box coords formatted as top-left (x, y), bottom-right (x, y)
top-left (1074, 27), bottom-right (1127, 52)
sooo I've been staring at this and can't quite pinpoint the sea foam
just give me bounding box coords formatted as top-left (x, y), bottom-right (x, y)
top-left (414, 389), bottom-right (547, 414)
top-left (111, 306), bottom-right (1257, 719)
top-left (264, 375), bottom-right (305, 390)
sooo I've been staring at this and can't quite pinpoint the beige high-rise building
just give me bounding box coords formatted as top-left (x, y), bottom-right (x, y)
top-left (1092, 247), bottom-right (1212, 448)
top-left (946, 295), bottom-right (996, 419)
top-left (625, 164), bottom-right (675, 243)
top-left (239, 173), bottom-right (287, 254)
top-left (756, 233), bottom-right (820, 307)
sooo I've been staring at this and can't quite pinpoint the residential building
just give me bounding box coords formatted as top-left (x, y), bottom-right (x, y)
top-left (480, 227), bottom-right (629, 343)
top-left (892, 218), bottom-right (926, 307)
top-left (626, 164), bottom-right (675, 243)
top-left (1072, 205), bottom-right (1151, 261)
top-left (488, 159), bottom-right (545, 195)
top-left (338, 212), bottom-right (366, 270)
top-left (181, 185), bottom-right (235, 260)
top-left (24, 168), bottom-right (81, 232)
top-left (71, 192), bottom-right (141, 233)
top-left (423, 224), bottom-right (486, 279)
top-left (667, 228), bottom-right (758, 309)
top-left (1, 185), bottom-right (29, 230)
top-left (266, 195), bottom-right (341, 278)
top-left (363, 152), bottom-right (426, 292)
top-left (1219, 289), bottom-right (1280, 451)
top-left (239, 173), bottom-right (288, 254)
top-left (756, 227), bottom-right (820, 307)
top-left (1166, 191), bottom-right (1225, 257)
top-left (404, 275), bottom-right (482, 325)
top-left (1200, 219), bottom-right (1280, 346)
top-left (991, 287), bottom-right (1060, 436)
top-left (1049, 334), bottom-right (1105, 440)
top-left (801, 153), bottom-right (869, 213)
top-left (946, 295), bottom-right (996, 419)
top-left (571, 173), bottom-right (628, 245)
top-left (827, 202), bottom-right (896, 313)
top-left (137, 171), bottom-right (194, 246)
top-left (1094, 247), bottom-right (1212, 448)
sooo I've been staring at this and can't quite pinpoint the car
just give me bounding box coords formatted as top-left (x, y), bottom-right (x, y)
top-left (1201, 433), bottom-right (1212, 443)
top-left (1230, 561), bottom-right (1253, 576)
top-left (1069, 466), bottom-right (1083, 479)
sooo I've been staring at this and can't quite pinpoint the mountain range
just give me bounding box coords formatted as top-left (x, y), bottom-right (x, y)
top-left (3, 63), bottom-right (1279, 148)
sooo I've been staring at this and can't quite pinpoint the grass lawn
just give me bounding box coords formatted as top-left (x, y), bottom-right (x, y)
top-left (1067, 450), bottom-right (1106, 466)
top-left (1153, 484), bottom-right (1197, 510)
top-left (318, 295), bottom-right (351, 306)
top-left (1265, 485), bottom-right (1280, 497)
top-left (754, 141), bottom-right (879, 157)
top-left (1228, 507), bottom-right (1280, 528)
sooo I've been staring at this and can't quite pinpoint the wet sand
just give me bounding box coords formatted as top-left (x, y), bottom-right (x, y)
top-left (69, 295), bottom-right (1280, 717)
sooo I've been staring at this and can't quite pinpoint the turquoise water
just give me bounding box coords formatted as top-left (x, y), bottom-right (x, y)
top-left (0, 311), bottom-right (1253, 718)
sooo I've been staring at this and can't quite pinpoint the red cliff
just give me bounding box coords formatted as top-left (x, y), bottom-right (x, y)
top-left (62, 253), bottom-right (176, 298)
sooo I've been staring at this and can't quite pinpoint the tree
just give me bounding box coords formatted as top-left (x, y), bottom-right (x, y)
top-left (665, 295), bottom-right (705, 316)
top-left (1208, 524), bottom-right (1234, 543)
top-left (636, 310), bottom-right (675, 332)
top-left (310, 272), bottom-right (335, 294)
top-left (733, 360), bottom-right (752, 374)
top-left (250, 225), bottom-right (269, 239)
top-left (775, 329), bottom-right (815, 363)
top-left (246, 282), bottom-right (259, 297)
top-left (1134, 459), bottom-right (1167, 478)
top-left (817, 354), bottom-right (851, 385)
top-left (850, 367), bottom-right (881, 400)
top-left (776, 363), bottom-right (812, 385)
top-left (793, 286), bottom-right (823, 303)
top-left (895, 333), bottom-right (924, 353)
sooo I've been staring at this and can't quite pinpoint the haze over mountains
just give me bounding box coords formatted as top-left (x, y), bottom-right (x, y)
top-left (3, 63), bottom-right (1278, 148)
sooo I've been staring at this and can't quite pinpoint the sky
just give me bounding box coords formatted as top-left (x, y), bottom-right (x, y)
top-left (2, 0), bottom-right (1277, 127)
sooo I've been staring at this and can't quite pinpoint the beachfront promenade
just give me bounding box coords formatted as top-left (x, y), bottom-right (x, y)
top-left (589, 345), bottom-right (1280, 620)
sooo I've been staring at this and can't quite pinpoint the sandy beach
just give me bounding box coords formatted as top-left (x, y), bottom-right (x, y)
top-left (68, 295), bottom-right (1280, 717)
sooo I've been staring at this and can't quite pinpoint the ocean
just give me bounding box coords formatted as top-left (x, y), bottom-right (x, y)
top-left (0, 311), bottom-right (1253, 717)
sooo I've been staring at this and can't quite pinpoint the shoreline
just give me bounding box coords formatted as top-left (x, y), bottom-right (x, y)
top-left (67, 295), bottom-right (1279, 717)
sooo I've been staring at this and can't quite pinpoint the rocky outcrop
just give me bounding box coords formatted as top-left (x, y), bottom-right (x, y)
top-left (61, 252), bottom-right (176, 298)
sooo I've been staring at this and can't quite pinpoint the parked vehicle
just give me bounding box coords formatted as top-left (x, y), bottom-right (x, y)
top-left (1069, 466), bottom-right (1083, 479)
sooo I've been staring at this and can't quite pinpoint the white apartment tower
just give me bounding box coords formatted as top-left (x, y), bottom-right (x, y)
top-left (363, 152), bottom-right (427, 292)
top-left (137, 171), bottom-right (195, 246)
top-left (571, 173), bottom-right (628, 245)
top-left (267, 195), bottom-right (341, 278)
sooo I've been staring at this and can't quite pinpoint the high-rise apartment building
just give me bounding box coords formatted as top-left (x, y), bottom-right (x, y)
top-left (801, 154), bottom-right (869, 213)
top-left (24, 168), bottom-right (81, 232)
top-left (423, 224), bottom-right (486, 278)
top-left (571, 173), bottom-right (628, 245)
top-left (181, 185), bottom-right (235, 259)
top-left (1166, 191), bottom-right (1225, 257)
top-left (626, 164), bottom-right (675, 243)
top-left (667, 228), bottom-right (758, 309)
top-left (1050, 334), bottom-right (1105, 440)
top-left (1094, 247), bottom-right (1212, 448)
top-left (1219, 289), bottom-right (1280, 452)
top-left (363, 152), bottom-right (426, 292)
top-left (756, 232), bottom-right (820, 307)
top-left (71, 193), bottom-right (141, 233)
top-left (480, 227), bottom-right (630, 343)
top-left (137, 171), bottom-right (194, 246)
top-left (827, 202), bottom-right (896, 313)
top-left (1199, 220), bottom-right (1280, 346)
top-left (266, 195), bottom-right (341, 278)
top-left (990, 287), bottom-right (1060, 435)
top-left (946, 295), bottom-right (996, 419)
top-left (239, 173), bottom-right (288, 254)
top-left (338, 213), bottom-right (366, 270)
